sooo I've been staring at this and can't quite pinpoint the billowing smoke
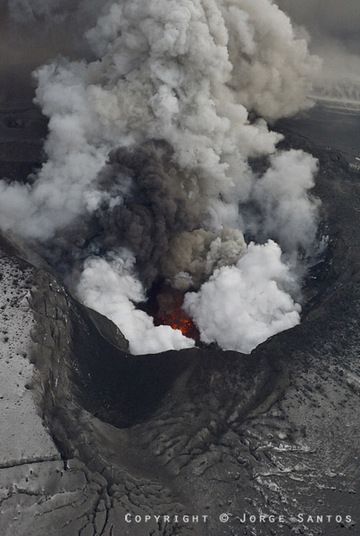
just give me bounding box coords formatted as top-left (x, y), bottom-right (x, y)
top-left (92, 142), bottom-right (247, 290)
top-left (0, 1), bottom-right (321, 354)
top-left (184, 241), bottom-right (301, 353)
top-left (243, 150), bottom-right (320, 257)
top-left (77, 250), bottom-right (195, 355)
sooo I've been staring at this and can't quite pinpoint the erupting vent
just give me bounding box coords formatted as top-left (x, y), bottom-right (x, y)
top-left (153, 286), bottom-right (200, 341)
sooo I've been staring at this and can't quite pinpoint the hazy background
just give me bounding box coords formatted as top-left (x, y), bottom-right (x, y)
top-left (0, 1), bottom-right (96, 101)
top-left (278, 0), bottom-right (360, 98)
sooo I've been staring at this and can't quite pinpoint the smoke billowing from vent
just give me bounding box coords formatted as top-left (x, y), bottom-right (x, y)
top-left (1, 0), bottom-right (321, 354)
top-left (78, 250), bottom-right (196, 355)
top-left (184, 240), bottom-right (301, 354)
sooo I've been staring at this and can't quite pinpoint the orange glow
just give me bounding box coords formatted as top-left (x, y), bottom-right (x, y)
top-left (154, 287), bottom-right (199, 340)
top-left (156, 307), bottom-right (199, 340)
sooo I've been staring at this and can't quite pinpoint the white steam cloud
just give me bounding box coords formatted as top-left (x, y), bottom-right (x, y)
top-left (78, 251), bottom-right (195, 355)
top-left (0, 0), bottom-right (321, 354)
top-left (246, 150), bottom-right (319, 255)
top-left (184, 241), bottom-right (301, 353)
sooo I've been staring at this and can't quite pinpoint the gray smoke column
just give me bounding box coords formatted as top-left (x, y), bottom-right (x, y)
top-left (0, 0), bottom-right (321, 354)
top-left (93, 141), bottom-right (247, 289)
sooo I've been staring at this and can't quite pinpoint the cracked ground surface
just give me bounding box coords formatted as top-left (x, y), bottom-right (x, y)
top-left (1, 102), bottom-right (360, 536)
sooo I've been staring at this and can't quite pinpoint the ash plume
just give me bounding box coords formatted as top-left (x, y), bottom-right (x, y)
top-left (91, 141), bottom-right (246, 290)
top-left (0, 1), bottom-right (322, 354)
top-left (94, 141), bottom-right (209, 288)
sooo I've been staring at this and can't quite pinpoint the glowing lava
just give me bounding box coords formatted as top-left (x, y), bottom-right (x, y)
top-left (154, 287), bottom-right (199, 341)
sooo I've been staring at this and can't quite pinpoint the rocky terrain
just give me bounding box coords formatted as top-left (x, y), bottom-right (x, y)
top-left (1, 99), bottom-right (360, 536)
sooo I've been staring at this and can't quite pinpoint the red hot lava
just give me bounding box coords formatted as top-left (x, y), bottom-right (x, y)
top-left (154, 287), bottom-right (200, 341)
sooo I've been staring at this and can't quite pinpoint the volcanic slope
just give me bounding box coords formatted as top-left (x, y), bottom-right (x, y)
top-left (1, 102), bottom-right (360, 535)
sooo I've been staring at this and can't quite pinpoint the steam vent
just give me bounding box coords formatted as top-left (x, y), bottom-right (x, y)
top-left (1, 1), bottom-right (360, 535)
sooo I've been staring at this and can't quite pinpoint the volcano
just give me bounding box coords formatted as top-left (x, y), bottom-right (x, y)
top-left (1, 109), bottom-right (360, 536)
top-left (1, 1), bottom-right (360, 535)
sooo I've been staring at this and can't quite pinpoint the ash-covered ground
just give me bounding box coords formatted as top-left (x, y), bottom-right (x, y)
top-left (278, 104), bottom-right (360, 166)
top-left (1, 90), bottom-right (360, 536)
